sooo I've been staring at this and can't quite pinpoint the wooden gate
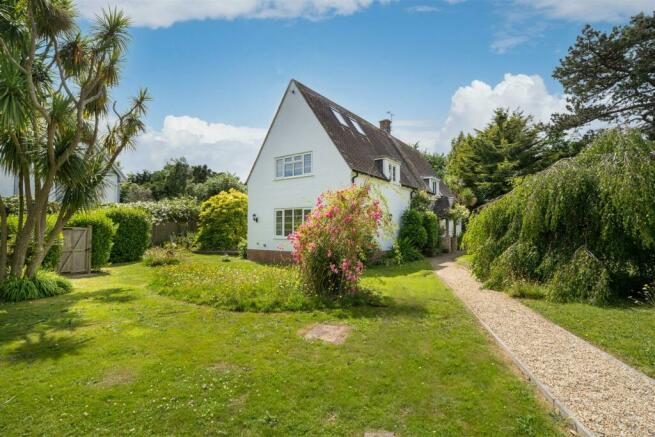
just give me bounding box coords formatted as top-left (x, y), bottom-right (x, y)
top-left (58, 226), bottom-right (92, 274)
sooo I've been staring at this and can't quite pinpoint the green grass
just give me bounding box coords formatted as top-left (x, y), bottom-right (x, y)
top-left (151, 255), bottom-right (382, 312)
top-left (0, 254), bottom-right (564, 435)
top-left (522, 298), bottom-right (655, 378)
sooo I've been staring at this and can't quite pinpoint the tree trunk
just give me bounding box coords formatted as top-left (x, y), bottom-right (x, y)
top-left (0, 196), bottom-right (7, 282)
top-left (26, 209), bottom-right (69, 277)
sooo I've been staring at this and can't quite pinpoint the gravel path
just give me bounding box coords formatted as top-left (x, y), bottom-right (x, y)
top-left (432, 255), bottom-right (655, 437)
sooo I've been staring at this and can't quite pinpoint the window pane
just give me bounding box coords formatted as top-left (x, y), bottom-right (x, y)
top-left (303, 209), bottom-right (311, 222)
top-left (284, 210), bottom-right (293, 236)
top-left (304, 154), bottom-right (312, 173)
top-left (285, 157), bottom-right (292, 163)
top-left (284, 163), bottom-right (293, 177)
top-left (294, 155), bottom-right (302, 161)
top-left (276, 159), bottom-right (283, 177)
top-left (293, 209), bottom-right (303, 231)
top-left (275, 211), bottom-right (283, 235)
top-left (293, 161), bottom-right (302, 176)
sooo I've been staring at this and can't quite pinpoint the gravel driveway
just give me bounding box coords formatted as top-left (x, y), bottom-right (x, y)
top-left (432, 255), bottom-right (655, 437)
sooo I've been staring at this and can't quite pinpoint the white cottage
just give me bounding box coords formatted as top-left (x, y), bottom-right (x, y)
top-left (0, 164), bottom-right (126, 204)
top-left (246, 80), bottom-right (458, 263)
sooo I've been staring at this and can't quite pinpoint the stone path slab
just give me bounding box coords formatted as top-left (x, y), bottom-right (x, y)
top-left (432, 255), bottom-right (655, 437)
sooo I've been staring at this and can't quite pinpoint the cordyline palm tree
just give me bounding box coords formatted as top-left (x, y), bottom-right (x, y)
top-left (0, 0), bottom-right (150, 281)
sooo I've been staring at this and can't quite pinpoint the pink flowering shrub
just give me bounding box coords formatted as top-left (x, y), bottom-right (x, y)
top-left (289, 184), bottom-right (388, 296)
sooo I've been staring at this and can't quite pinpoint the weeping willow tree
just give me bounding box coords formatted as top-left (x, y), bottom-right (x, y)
top-left (0, 0), bottom-right (149, 282)
top-left (463, 129), bottom-right (655, 305)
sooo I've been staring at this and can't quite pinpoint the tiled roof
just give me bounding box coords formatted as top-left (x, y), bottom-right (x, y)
top-left (294, 80), bottom-right (440, 190)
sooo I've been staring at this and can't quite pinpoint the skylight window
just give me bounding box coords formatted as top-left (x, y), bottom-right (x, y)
top-left (350, 118), bottom-right (366, 135)
top-left (331, 107), bottom-right (349, 127)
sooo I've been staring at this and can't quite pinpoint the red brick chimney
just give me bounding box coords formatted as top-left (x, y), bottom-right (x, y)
top-left (379, 119), bottom-right (391, 134)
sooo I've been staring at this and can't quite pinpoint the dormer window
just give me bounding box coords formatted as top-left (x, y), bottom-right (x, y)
top-left (375, 157), bottom-right (400, 184)
top-left (424, 177), bottom-right (439, 194)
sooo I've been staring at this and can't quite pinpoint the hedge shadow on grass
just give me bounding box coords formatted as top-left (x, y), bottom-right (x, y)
top-left (0, 287), bottom-right (134, 362)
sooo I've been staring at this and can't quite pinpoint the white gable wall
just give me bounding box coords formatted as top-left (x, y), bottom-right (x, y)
top-left (355, 174), bottom-right (411, 251)
top-left (247, 81), bottom-right (353, 253)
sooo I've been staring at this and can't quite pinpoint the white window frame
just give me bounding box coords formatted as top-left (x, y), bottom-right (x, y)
top-left (386, 160), bottom-right (400, 184)
top-left (274, 152), bottom-right (313, 179)
top-left (274, 208), bottom-right (312, 238)
top-left (424, 177), bottom-right (439, 195)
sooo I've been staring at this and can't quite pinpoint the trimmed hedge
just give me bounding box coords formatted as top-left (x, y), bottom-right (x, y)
top-left (68, 210), bottom-right (118, 269)
top-left (103, 207), bottom-right (152, 263)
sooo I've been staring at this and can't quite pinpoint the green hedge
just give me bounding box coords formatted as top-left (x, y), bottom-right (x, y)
top-left (399, 209), bottom-right (427, 251)
top-left (103, 207), bottom-right (152, 263)
top-left (422, 211), bottom-right (440, 256)
top-left (68, 210), bottom-right (118, 269)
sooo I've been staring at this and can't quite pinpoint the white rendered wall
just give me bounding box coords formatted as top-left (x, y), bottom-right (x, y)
top-left (247, 82), bottom-right (353, 253)
top-left (355, 174), bottom-right (411, 251)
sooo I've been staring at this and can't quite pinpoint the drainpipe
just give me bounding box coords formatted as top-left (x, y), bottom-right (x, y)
top-left (351, 171), bottom-right (359, 184)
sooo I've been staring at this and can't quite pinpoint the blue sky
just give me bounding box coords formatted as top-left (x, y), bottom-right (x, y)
top-left (75, 0), bottom-right (653, 177)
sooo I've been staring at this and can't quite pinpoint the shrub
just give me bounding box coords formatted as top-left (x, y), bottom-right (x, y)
top-left (5, 215), bottom-right (63, 271)
top-left (195, 189), bottom-right (247, 251)
top-left (399, 209), bottom-right (427, 251)
top-left (422, 211), bottom-right (440, 256)
top-left (237, 238), bottom-right (247, 259)
top-left (191, 172), bottom-right (246, 201)
top-left (394, 237), bottom-right (423, 263)
top-left (103, 207), bottom-right (152, 263)
top-left (290, 184), bottom-right (388, 296)
top-left (124, 197), bottom-right (200, 225)
top-left (67, 210), bottom-right (118, 269)
top-left (409, 190), bottom-right (432, 212)
top-left (0, 270), bottom-right (72, 302)
top-left (463, 129), bottom-right (655, 304)
top-left (143, 246), bottom-right (181, 267)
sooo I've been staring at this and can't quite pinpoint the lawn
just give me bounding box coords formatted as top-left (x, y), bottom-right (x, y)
top-left (521, 299), bottom-right (655, 378)
top-left (0, 255), bottom-right (564, 435)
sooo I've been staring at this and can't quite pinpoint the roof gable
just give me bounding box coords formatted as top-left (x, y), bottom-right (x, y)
top-left (293, 80), bottom-right (437, 189)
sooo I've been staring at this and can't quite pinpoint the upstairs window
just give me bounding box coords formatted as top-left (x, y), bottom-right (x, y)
top-left (275, 152), bottom-right (312, 178)
top-left (331, 107), bottom-right (349, 127)
top-left (424, 177), bottom-right (438, 194)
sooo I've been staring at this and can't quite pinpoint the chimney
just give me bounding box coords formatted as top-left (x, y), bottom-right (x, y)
top-left (379, 119), bottom-right (391, 134)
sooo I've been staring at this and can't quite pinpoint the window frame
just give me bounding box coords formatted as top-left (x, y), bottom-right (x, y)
top-left (387, 160), bottom-right (400, 184)
top-left (274, 151), bottom-right (313, 179)
top-left (274, 207), bottom-right (313, 238)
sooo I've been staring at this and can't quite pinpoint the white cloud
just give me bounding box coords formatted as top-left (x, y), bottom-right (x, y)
top-left (406, 5), bottom-right (440, 13)
top-left (76, 0), bottom-right (392, 28)
top-left (516, 0), bottom-right (654, 22)
top-left (490, 35), bottom-right (530, 54)
top-left (421, 73), bottom-right (566, 153)
top-left (120, 115), bottom-right (266, 178)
